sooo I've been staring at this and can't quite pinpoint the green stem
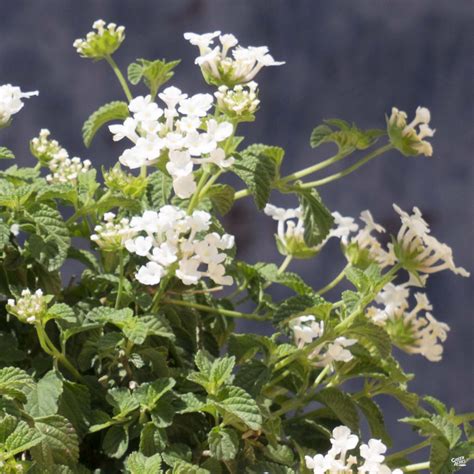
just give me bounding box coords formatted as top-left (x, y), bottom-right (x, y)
top-left (198, 170), bottom-right (222, 199)
top-left (313, 365), bottom-right (331, 388)
top-left (316, 265), bottom-right (349, 295)
top-left (278, 255), bottom-right (293, 274)
top-left (403, 461), bottom-right (430, 472)
top-left (105, 55), bottom-right (133, 102)
top-left (115, 250), bottom-right (125, 309)
top-left (386, 439), bottom-right (431, 462)
top-left (234, 188), bottom-right (252, 200)
top-left (280, 151), bottom-right (348, 183)
top-left (36, 324), bottom-right (84, 383)
top-left (187, 170), bottom-right (210, 214)
top-left (162, 298), bottom-right (270, 321)
top-left (299, 144), bottom-right (393, 188)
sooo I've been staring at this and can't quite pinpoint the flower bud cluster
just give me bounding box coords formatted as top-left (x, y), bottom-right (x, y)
top-left (73, 20), bottom-right (125, 59)
top-left (214, 81), bottom-right (260, 117)
top-left (103, 165), bottom-right (147, 198)
top-left (46, 154), bottom-right (92, 185)
top-left (124, 206), bottom-right (235, 287)
top-left (90, 212), bottom-right (136, 252)
top-left (305, 425), bottom-right (402, 474)
top-left (30, 129), bottom-right (65, 163)
top-left (110, 90), bottom-right (234, 199)
top-left (0, 84), bottom-right (38, 126)
top-left (388, 106), bottom-right (435, 157)
top-left (184, 31), bottom-right (284, 86)
top-left (6, 289), bottom-right (48, 325)
top-left (264, 204), bottom-right (358, 259)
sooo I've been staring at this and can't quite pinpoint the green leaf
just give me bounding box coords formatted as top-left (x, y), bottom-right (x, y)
top-left (0, 367), bottom-right (34, 402)
top-left (25, 371), bottom-right (63, 417)
top-left (106, 388), bottom-right (140, 417)
top-left (234, 360), bottom-right (271, 398)
top-left (347, 319), bottom-right (392, 358)
top-left (207, 184), bottom-right (235, 215)
top-left (232, 150), bottom-right (277, 209)
top-left (429, 436), bottom-right (451, 474)
top-left (37, 183), bottom-right (77, 204)
top-left (125, 451), bottom-right (163, 474)
top-left (31, 415), bottom-right (79, 467)
top-left (356, 396), bottom-right (391, 446)
top-left (297, 188), bottom-right (334, 247)
top-left (58, 381), bottom-right (91, 439)
top-left (210, 356), bottom-right (235, 389)
top-left (255, 262), bottom-right (313, 295)
top-left (82, 101), bottom-right (129, 148)
top-left (310, 119), bottom-right (385, 152)
top-left (140, 422), bottom-right (167, 455)
top-left (208, 426), bottom-right (239, 461)
top-left (147, 170), bottom-right (173, 208)
top-left (214, 385), bottom-right (262, 431)
top-left (103, 425), bottom-right (129, 459)
top-left (135, 378), bottom-right (176, 411)
top-left (4, 419), bottom-right (43, 456)
top-left (273, 294), bottom-right (325, 325)
top-left (0, 147), bottom-right (15, 160)
top-left (315, 388), bottom-right (360, 432)
top-left (127, 58), bottom-right (180, 95)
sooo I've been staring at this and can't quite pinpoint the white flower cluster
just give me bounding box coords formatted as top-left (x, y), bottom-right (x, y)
top-left (368, 282), bottom-right (450, 362)
top-left (290, 315), bottom-right (357, 366)
top-left (184, 31), bottom-right (284, 85)
top-left (264, 204), bottom-right (359, 257)
top-left (90, 212), bottom-right (136, 252)
top-left (31, 128), bottom-right (63, 161)
top-left (110, 91), bottom-right (234, 198)
top-left (124, 206), bottom-right (234, 287)
top-left (388, 106), bottom-right (435, 157)
top-left (73, 20), bottom-right (125, 59)
top-left (305, 426), bottom-right (402, 474)
top-left (46, 152), bottom-right (92, 185)
top-left (214, 81), bottom-right (260, 116)
top-left (0, 84), bottom-right (38, 126)
top-left (7, 289), bottom-right (46, 325)
top-left (389, 204), bottom-right (469, 277)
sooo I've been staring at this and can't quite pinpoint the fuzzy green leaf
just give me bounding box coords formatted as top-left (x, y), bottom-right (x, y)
top-left (208, 426), bottom-right (239, 461)
top-left (0, 367), bottom-right (34, 402)
top-left (125, 451), bottom-right (163, 474)
top-left (356, 396), bottom-right (391, 446)
top-left (103, 424), bottom-right (129, 459)
top-left (25, 371), bottom-right (63, 417)
top-left (0, 147), bottom-right (15, 160)
top-left (82, 101), bottom-right (129, 148)
top-left (4, 420), bottom-right (43, 456)
top-left (207, 184), bottom-right (235, 215)
top-left (315, 388), bottom-right (360, 432)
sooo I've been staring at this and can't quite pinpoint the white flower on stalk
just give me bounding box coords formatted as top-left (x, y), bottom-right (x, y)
top-left (90, 212), bottom-right (136, 252)
top-left (178, 93), bottom-right (214, 117)
top-left (6, 289), bottom-right (48, 325)
top-left (390, 204), bottom-right (469, 277)
top-left (388, 106), bottom-right (435, 157)
top-left (109, 117), bottom-right (139, 143)
top-left (184, 31), bottom-right (284, 85)
top-left (321, 337), bottom-right (357, 364)
top-left (125, 206), bottom-right (234, 287)
top-left (0, 84), bottom-right (38, 126)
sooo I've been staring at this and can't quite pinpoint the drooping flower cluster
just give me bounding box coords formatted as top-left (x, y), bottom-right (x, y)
top-left (184, 31), bottom-right (284, 86)
top-left (124, 206), bottom-right (234, 287)
top-left (214, 81), bottom-right (260, 117)
top-left (90, 212), bottom-right (136, 252)
top-left (388, 204), bottom-right (469, 277)
top-left (6, 289), bottom-right (48, 325)
top-left (305, 426), bottom-right (402, 474)
top-left (290, 315), bottom-right (357, 367)
top-left (264, 204), bottom-right (359, 258)
top-left (0, 84), bottom-right (38, 126)
top-left (73, 20), bottom-right (125, 59)
top-left (368, 282), bottom-right (449, 362)
top-left (109, 91), bottom-right (234, 198)
top-left (388, 106), bottom-right (435, 157)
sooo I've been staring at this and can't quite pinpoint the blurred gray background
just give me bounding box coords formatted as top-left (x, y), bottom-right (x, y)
top-left (2, 0), bottom-right (473, 454)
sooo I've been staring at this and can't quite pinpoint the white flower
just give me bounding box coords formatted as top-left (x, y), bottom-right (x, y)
top-left (176, 258), bottom-right (202, 285)
top-left (0, 84), bottom-right (38, 125)
top-left (185, 31), bottom-right (284, 85)
top-left (330, 426), bottom-right (359, 455)
top-left (125, 235), bottom-right (153, 256)
top-left (129, 95), bottom-right (163, 123)
top-left (136, 261), bottom-right (165, 285)
top-left (391, 204), bottom-right (469, 277)
top-left (203, 148), bottom-right (235, 168)
top-left (134, 135), bottom-right (164, 162)
top-left (159, 86), bottom-right (188, 110)
top-left (291, 316), bottom-right (324, 348)
top-left (172, 174), bottom-right (197, 199)
top-left (205, 119), bottom-right (233, 143)
top-left (118, 148), bottom-right (147, 169)
top-left (178, 93), bottom-right (214, 117)
top-left (375, 282), bottom-right (410, 314)
top-left (151, 243), bottom-right (178, 267)
top-left (360, 438), bottom-right (387, 468)
top-left (90, 213), bottom-right (136, 251)
top-left (10, 224), bottom-right (20, 236)
top-left (323, 337), bottom-right (357, 364)
top-left (304, 454), bottom-right (330, 474)
top-left (207, 262), bottom-right (233, 286)
top-left (166, 150), bottom-right (193, 178)
top-left (329, 212), bottom-right (359, 244)
top-left (109, 117), bottom-right (139, 143)
top-left (130, 210), bottom-right (160, 233)
top-left (214, 81), bottom-right (260, 116)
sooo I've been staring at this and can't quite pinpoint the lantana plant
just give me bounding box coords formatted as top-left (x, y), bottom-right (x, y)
top-left (0, 21), bottom-right (471, 474)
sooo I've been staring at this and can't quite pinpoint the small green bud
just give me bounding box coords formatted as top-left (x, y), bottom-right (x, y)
top-left (73, 20), bottom-right (125, 60)
top-left (103, 164), bottom-right (147, 198)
